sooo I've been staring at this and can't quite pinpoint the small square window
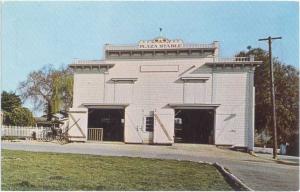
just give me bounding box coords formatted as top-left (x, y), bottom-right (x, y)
top-left (175, 118), bottom-right (182, 125)
top-left (145, 116), bottom-right (154, 132)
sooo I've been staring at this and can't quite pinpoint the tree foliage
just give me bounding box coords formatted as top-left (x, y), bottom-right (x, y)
top-left (236, 48), bottom-right (299, 150)
top-left (51, 68), bottom-right (73, 115)
top-left (1, 91), bottom-right (35, 126)
top-left (1, 91), bottom-right (22, 112)
top-left (18, 65), bottom-right (73, 121)
top-left (4, 107), bottom-right (35, 126)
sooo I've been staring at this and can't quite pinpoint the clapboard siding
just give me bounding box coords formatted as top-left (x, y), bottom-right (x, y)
top-left (115, 83), bottom-right (133, 103)
top-left (184, 82), bottom-right (206, 103)
top-left (73, 73), bottom-right (104, 107)
top-left (213, 72), bottom-right (250, 147)
top-left (72, 57), bottom-right (255, 148)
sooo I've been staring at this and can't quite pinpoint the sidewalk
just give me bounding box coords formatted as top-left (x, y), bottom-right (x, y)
top-left (255, 152), bottom-right (299, 166)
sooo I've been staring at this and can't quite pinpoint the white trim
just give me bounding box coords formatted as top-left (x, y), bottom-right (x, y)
top-left (144, 115), bottom-right (154, 132)
top-left (110, 78), bottom-right (138, 82)
top-left (168, 103), bottom-right (220, 109)
top-left (82, 103), bottom-right (129, 109)
top-left (181, 76), bottom-right (210, 81)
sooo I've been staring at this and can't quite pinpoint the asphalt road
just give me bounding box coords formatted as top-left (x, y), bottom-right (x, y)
top-left (2, 141), bottom-right (299, 191)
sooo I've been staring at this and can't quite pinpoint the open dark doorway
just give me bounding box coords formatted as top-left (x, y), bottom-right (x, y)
top-left (174, 109), bottom-right (214, 144)
top-left (88, 109), bottom-right (124, 141)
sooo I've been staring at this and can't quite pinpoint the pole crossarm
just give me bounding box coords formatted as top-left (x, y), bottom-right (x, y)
top-left (259, 36), bottom-right (282, 41)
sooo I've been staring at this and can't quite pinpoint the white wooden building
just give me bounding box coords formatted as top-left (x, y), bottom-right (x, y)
top-left (69, 37), bottom-right (262, 150)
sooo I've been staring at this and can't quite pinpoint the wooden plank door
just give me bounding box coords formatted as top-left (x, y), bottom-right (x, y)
top-left (68, 108), bottom-right (88, 142)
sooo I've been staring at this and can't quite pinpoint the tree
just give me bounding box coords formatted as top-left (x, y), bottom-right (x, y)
top-left (1, 91), bottom-right (35, 126)
top-left (1, 91), bottom-right (22, 112)
top-left (51, 67), bottom-right (73, 115)
top-left (236, 48), bottom-right (299, 155)
top-left (18, 64), bottom-right (73, 121)
top-left (4, 107), bottom-right (35, 126)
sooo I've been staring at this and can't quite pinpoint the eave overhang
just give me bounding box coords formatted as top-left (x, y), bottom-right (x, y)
top-left (69, 60), bottom-right (115, 69)
top-left (110, 78), bottom-right (138, 82)
top-left (180, 76), bottom-right (210, 81)
top-left (205, 61), bottom-right (262, 68)
top-left (168, 103), bottom-right (220, 109)
top-left (82, 103), bottom-right (129, 109)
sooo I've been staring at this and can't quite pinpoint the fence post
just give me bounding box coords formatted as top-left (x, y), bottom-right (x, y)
top-left (41, 126), bottom-right (43, 139)
top-left (37, 126), bottom-right (39, 140)
top-left (36, 126), bottom-right (38, 140)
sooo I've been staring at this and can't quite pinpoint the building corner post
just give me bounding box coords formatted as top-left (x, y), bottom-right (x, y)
top-left (248, 70), bottom-right (255, 151)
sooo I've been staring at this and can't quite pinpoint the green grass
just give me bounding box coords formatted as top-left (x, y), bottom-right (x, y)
top-left (2, 149), bottom-right (233, 191)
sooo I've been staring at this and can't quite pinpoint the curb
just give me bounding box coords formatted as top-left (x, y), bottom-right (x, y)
top-left (251, 152), bottom-right (299, 166)
top-left (275, 159), bottom-right (299, 166)
top-left (167, 159), bottom-right (253, 191)
top-left (249, 151), bottom-right (258, 157)
top-left (213, 162), bottom-right (253, 191)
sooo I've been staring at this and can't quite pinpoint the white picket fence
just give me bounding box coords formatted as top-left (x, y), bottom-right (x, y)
top-left (1, 125), bottom-right (51, 139)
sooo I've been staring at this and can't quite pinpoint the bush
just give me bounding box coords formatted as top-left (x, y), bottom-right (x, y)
top-left (1, 136), bottom-right (18, 141)
top-left (3, 107), bottom-right (35, 126)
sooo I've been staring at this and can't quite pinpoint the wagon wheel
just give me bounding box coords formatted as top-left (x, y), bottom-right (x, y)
top-left (55, 117), bottom-right (80, 145)
top-left (46, 132), bottom-right (55, 142)
top-left (57, 132), bottom-right (69, 145)
top-left (56, 118), bottom-right (80, 144)
top-left (57, 136), bottom-right (68, 145)
top-left (55, 129), bottom-right (64, 144)
top-left (41, 130), bottom-right (49, 142)
top-left (44, 131), bottom-right (55, 142)
top-left (62, 132), bottom-right (70, 144)
top-left (57, 137), bottom-right (65, 144)
top-left (56, 134), bottom-right (63, 144)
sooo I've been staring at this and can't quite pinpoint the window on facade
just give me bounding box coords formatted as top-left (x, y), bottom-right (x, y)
top-left (145, 116), bottom-right (154, 132)
top-left (175, 118), bottom-right (182, 125)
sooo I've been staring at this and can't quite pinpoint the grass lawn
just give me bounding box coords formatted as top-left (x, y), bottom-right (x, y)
top-left (2, 149), bottom-right (234, 191)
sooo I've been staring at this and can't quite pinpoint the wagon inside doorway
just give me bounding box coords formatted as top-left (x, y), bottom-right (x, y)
top-left (169, 103), bottom-right (219, 144)
top-left (87, 108), bottom-right (125, 142)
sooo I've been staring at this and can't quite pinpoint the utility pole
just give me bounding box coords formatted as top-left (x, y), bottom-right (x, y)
top-left (258, 36), bottom-right (282, 159)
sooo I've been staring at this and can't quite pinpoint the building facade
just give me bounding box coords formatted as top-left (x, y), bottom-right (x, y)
top-left (69, 37), bottom-right (262, 150)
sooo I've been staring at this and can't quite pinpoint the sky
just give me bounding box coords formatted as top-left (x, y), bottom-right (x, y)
top-left (1, 1), bottom-right (299, 114)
